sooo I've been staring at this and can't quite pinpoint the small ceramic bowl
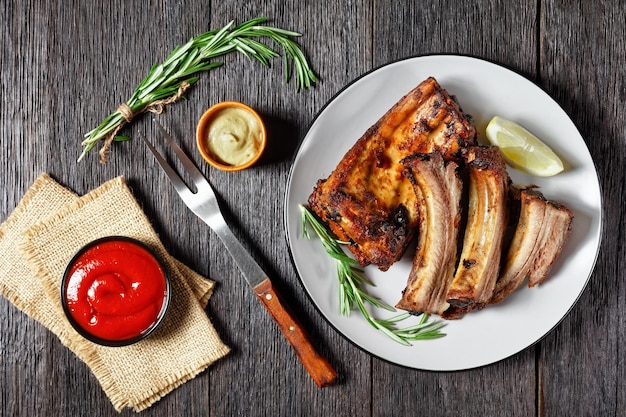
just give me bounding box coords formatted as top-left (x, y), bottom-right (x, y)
top-left (196, 101), bottom-right (267, 171)
top-left (61, 236), bottom-right (171, 347)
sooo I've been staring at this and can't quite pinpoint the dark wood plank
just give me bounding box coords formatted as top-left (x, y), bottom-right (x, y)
top-left (538, 1), bottom-right (625, 416)
top-left (373, 0), bottom-right (538, 78)
top-left (1, 2), bottom-right (65, 416)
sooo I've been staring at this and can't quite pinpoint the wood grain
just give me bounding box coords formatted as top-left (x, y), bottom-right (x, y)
top-left (538, 1), bottom-right (626, 416)
top-left (0, 0), bottom-right (623, 416)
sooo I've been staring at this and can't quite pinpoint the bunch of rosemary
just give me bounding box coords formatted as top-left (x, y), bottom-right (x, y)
top-left (300, 205), bottom-right (446, 346)
top-left (80, 17), bottom-right (316, 163)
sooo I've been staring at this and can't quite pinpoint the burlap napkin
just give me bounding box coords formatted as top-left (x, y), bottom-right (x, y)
top-left (0, 174), bottom-right (230, 412)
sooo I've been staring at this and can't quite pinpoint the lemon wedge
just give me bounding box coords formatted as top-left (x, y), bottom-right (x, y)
top-left (485, 116), bottom-right (564, 177)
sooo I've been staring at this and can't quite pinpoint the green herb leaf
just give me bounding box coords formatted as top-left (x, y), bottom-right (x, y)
top-left (80, 17), bottom-right (317, 163)
top-left (112, 135), bottom-right (131, 142)
top-left (299, 205), bottom-right (446, 345)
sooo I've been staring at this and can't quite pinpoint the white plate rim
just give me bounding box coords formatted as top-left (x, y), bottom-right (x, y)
top-left (284, 54), bottom-right (603, 371)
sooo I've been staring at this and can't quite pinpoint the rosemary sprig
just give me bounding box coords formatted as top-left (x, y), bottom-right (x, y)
top-left (80, 17), bottom-right (317, 163)
top-left (300, 205), bottom-right (446, 345)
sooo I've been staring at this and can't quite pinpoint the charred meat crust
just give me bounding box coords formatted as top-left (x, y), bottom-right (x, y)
top-left (307, 77), bottom-right (477, 271)
top-left (308, 183), bottom-right (412, 268)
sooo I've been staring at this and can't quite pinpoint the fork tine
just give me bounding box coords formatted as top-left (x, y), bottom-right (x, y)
top-left (152, 118), bottom-right (209, 188)
top-left (139, 134), bottom-right (192, 196)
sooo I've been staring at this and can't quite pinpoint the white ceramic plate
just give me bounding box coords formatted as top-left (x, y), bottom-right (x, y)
top-left (284, 55), bottom-right (602, 371)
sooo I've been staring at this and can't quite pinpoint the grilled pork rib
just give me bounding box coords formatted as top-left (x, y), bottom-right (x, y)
top-left (445, 146), bottom-right (510, 315)
top-left (491, 188), bottom-right (574, 303)
top-left (395, 153), bottom-right (463, 315)
top-left (308, 77), bottom-right (574, 319)
top-left (308, 77), bottom-right (476, 271)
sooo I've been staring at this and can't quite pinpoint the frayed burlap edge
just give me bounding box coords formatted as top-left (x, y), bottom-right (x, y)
top-left (0, 173), bottom-right (78, 334)
top-left (0, 173), bottom-right (75, 238)
top-left (174, 259), bottom-right (214, 309)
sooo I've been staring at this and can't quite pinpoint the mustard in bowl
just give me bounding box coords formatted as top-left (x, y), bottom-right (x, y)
top-left (196, 101), bottom-right (266, 171)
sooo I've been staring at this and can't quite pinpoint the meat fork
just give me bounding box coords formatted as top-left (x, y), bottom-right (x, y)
top-left (141, 118), bottom-right (337, 387)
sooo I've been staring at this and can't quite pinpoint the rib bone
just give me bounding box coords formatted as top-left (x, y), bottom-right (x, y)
top-left (445, 146), bottom-right (510, 315)
top-left (395, 153), bottom-right (463, 315)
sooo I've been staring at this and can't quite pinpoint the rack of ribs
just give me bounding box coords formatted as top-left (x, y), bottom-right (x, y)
top-left (308, 77), bottom-right (477, 271)
top-left (307, 76), bottom-right (575, 320)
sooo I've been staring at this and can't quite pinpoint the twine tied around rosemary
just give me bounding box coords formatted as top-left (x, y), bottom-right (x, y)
top-left (80, 18), bottom-right (317, 164)
top-left (98, 81), bottom-right (191, 163)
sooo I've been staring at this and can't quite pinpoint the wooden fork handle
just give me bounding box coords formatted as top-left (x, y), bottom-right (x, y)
top-left (253, 278), bottom-right (338, 387)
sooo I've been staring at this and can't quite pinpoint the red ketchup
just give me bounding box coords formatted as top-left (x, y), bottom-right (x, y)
top-left (62, 237), bottom-right (170, 345)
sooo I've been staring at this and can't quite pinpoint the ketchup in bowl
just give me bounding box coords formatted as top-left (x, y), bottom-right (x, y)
top-left (61, 236), bottom-right (171, 346)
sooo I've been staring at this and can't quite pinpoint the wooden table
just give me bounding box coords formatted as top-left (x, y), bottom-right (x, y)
top-left (1, 1), bottom-right (623, 415)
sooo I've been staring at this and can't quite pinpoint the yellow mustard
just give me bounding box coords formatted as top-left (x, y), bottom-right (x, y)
top-left (205, 107), bottom-right (262, 166)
